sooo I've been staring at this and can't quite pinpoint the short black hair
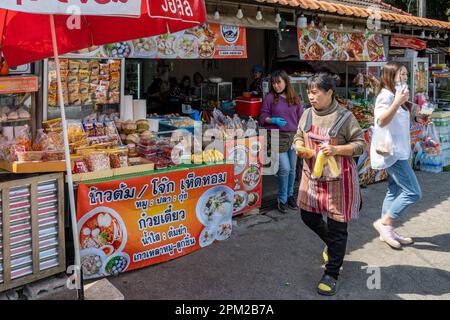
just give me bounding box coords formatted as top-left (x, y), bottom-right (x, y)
top-left (307, 72), bottom-right (340, 94)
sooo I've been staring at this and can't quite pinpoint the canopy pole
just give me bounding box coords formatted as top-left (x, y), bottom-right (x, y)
top-left (50, 14), bottom-right (84, 300)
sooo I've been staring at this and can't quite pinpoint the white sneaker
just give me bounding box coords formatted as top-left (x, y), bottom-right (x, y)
top-left (393, 230), bottom-right (413, 245)
top-left (373, 220), bottom-right (401, 249)
top-left (379, 231), bottom-right (414, 245)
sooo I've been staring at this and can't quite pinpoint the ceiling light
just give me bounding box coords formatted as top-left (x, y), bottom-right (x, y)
top-left (213, 7), bottom-right (220, 21)
top-left (275, 10), bottom-right (281, 24)
top-left (256, 7), bottom-right (263, 21)
top-left (236, 4), bottom-right (243, 19)
top-left (297, 14), bottom-right (307, 29)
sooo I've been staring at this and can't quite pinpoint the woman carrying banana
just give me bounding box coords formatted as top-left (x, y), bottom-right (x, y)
top-left (293, 73), bottom-right (366, 296)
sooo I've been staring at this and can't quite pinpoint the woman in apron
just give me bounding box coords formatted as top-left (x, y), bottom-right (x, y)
top-left (294, 73), bottom-right (366, 296)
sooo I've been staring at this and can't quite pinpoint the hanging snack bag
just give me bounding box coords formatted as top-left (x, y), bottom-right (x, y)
top-left (79, 70), bottom-right (90, 83)
top-left (69, 60), bottom-right (81, 75)
top-left (109, 60), bottom-right (120, 72)
top-left (90, 60), bottom-right (100, 75)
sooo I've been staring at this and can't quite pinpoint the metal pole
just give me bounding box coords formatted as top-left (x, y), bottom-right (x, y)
top-left (49, 14), bottom-right (84, 300)
top-left (418, 0), bottom-right (426, 17)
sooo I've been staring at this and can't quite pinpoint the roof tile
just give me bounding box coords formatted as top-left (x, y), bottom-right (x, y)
top-left (256, 0), bottom-right (450, 29)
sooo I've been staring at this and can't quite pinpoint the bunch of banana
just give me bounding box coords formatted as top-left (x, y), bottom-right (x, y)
top-left (191, 149), bottom-right (224, 164)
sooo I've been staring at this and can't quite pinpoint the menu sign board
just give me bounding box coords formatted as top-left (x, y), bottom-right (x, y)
top-left (77, 164), bottom-right (234, 279)
top-left (297, 28), bottom-right (386, 62)
top-left (225, 137), bottom-right (263, 216)
top-left (68, 23), bottom-right (247, 60)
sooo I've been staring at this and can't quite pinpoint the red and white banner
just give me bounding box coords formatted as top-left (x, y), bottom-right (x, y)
top-left (148, 0), bottom-right (206, 24)
top-left (1, 0), bottom-right (142, 16)
top-left (390, 36), bottom-right (427, 51)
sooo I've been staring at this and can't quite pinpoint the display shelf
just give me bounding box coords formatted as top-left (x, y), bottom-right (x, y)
top-left (0, 160), bottom-right (67, 174)
top-left (0, 119), bottom-right (31, 125)
top-left (0, 76), bottom-right (37, 141)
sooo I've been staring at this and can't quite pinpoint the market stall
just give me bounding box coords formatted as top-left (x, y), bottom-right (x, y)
top-left (0, 0), bottom-right (210, 295)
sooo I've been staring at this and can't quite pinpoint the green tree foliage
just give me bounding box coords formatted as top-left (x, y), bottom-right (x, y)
top-left (384, 0), bottom-right (450, 21)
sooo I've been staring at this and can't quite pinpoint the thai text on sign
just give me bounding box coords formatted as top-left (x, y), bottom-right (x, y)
top-left (2, 0), bottom-right (141, 16)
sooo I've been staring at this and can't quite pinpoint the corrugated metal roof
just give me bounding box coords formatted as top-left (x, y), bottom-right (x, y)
top-left (253, 0), bottom-right (450, 29)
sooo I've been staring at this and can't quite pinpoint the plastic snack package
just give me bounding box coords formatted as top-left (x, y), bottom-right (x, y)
top-left (109, 148), bottom-right (129, 168)
top-left (32, 129), bottom-right (49, 151)
top-left (108, 60), bottom-right (120, 72)
top-left (69, 60), bottom-right (80, 74)
top-left (42, 150), bottom-right (65, 161)
top-left (79, 60), bottom-right (89, 72)
top-left (421, 124), bottom-right (441, 155)
top-left (17, 125), bottom-right (32, 150)
top-left (89, 60), bottom-right (100, 75)
top-left (84, 151), bottom-right (111, 172)
top-left (42, 118), bottom-right (62, 132)
top-left (72, 155), bottom-right (89, 174)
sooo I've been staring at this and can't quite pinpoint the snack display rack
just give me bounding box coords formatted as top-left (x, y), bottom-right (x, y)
top-left (0, 173), bottom-right (65, 292)
top-left (43, 57), bottom-right (125, 121)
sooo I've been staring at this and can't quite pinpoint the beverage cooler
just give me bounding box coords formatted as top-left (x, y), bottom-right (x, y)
top-left (125, 60), bottom-right (143, 100)
top-left (43, 57), bottom-right (126, 121)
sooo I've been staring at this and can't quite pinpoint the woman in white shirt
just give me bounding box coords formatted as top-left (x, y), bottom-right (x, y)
top-left (371, 62), bottom-right (429, 249)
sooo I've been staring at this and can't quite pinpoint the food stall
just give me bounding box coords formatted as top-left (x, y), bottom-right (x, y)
top-left (0, 75), bottom-right (66, 292)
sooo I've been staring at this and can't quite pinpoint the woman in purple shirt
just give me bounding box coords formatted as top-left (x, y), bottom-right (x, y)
top-left (259, 70), bottom-right (303, 213)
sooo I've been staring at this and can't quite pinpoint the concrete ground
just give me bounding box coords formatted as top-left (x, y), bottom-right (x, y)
top-left (44, 171), bottom-right (450, 300)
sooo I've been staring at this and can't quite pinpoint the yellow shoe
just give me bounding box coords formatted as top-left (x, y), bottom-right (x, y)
top-left (317, 274), bottom-right (338, 296)
top-left (322, 247), bottom-right (329, 265)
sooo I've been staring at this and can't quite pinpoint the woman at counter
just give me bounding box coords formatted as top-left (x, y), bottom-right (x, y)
top-left (146, 78), bottom-right (163, 114)
top-left (294, 73), bottom-right (366, 296)
top-left (259, 70), bottom-right (303, 214)
top-left (192, 72), bottom-right (204, 98)
top-left (179, 76), bottom-right (192, 97)
top-left (249, 65), bottom-right (264, 97)
top-left (167, 77), bottom-right (182, 114)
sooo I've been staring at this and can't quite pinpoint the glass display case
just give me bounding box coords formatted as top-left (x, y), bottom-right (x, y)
top-left (432, 73), bottom-right (450, 109)
top-left (43, 57), bottom-right (125, 121)
top-left (0, 76), bottom-right (37, 141)
top-left (393, 57), bottom-right (429, 101)
top-left (345, 62), bottom-right (387, 102)
top-left (289, 76), bottom-right (311, 108)
top-left (201, 82), bottom-right (233, 108)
